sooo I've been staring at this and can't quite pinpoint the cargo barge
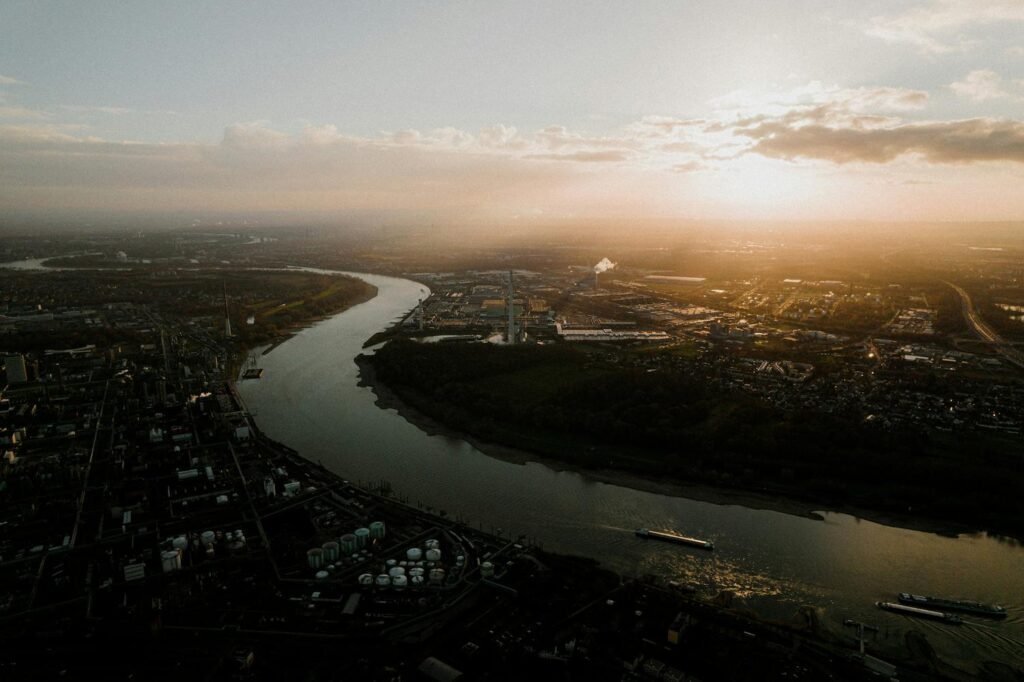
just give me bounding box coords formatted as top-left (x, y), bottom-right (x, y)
top-left (898, 593), bottom-right (1007, 619)
top-left (875, 601), bottom-right (963, 624)
top-left (635, 528), bottom-right (714, 550)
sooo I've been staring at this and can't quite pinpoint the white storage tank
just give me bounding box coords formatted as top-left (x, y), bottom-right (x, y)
top-left (340, 534), bottom-right (358, 555)
top-left (200, 530), bottom-right (216, 547)
top-left (408, 567), bottom-right (425, 578)
top-left (392, 574), bottom-right (408, 589)
top-left (481, 561), bottom-right (494, 578)
top-left (172, 536), bottom-right (189, 551)
top-left (411, 575), bottom-right (425, 587)
top-left (425, 539), bottom-right (440, 550)
top-left (315, 570), bottom-right (329, 580)
top-left (388, 566), bottom-right (406, 578)
top-left (406, 548), bottom-right (423, 562)
top-left (358, 573), bottom-right (374, 586)
top-left (161, 550), bottom-right (181, 573)
top-left (425, 548), bottom-right (442, 562)
top-left (429, 568), bottom-right (445, 585)
top-left (375, 574), bottom-right (391, 587)
top-left (355, 528), bottom-right (371, 548)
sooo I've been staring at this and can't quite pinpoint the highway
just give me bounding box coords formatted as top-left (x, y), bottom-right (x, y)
top-left (945, 281), bottom-right (1024, 370)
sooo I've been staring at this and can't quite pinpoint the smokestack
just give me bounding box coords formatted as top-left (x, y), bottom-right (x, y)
top-left (592, 257), bottom-right (616, 291)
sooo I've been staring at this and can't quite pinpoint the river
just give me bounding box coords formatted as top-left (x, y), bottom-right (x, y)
top-left (209, 270), bottom-right (1021, 671)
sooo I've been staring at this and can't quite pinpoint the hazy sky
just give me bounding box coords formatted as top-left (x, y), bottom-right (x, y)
top-left (2, 0), bottom-right (1024, 225)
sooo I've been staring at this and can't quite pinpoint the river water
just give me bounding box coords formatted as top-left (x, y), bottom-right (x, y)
top-left (168, 269), bottom-right (1022, 670)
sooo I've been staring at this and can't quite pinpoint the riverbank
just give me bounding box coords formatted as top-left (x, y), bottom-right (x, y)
top-left (253, 282), bottom-right (379, 358)
top-left (355, 353), bottom-right (1015, 541)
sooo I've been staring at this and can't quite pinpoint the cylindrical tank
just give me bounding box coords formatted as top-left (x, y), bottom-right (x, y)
top-left (375, 574), bottom-right (391, 587)
top-left (315, 570), bottom-right (329, 580)
top-left (172, 536), bottom-right (189, 551)
top-left (161, 550), bottom-right (181, 573)
top-left (368, 521), bottom-right (386, 539)
top-left (386, 558), bottom-right (397, 568)
top-left (355, 527), bottom-right (371, 548)
top-left (358, 573), bottom-right (374, 586)
top-left (425, 539), bottom-right (440, 550)
top-left (388, 566), bottom-right (406, 578)
top-left (408, 567), bottom-right (425, 578)
top-left (307, 548), bottom-right (324, 569)
top-left (456, 555), bottom-right (465, 565)
top-left (392, 574), bottom-right (408, 589)
top-left (428, 568), bottom-right (445, 585)
top-left (322, 541), bottom-right (339, 562)
top-left (425, 549), bottom-right (441, 562)
top-left (200, 530), bottom-right (216, 547)
top-left (481, 561), bottom-right (494, 578)
top-left (406, 548), bottom-right (423, 562)
top-left (340, 533), bottom-right (358, 555)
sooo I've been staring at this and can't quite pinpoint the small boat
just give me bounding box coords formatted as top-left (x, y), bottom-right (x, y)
top-left (876, 601), bottom-right (962, 625)
top-left (635, 528), bottom-right (714, 550)
top-left (898, 593), bottom-right (1007, 619)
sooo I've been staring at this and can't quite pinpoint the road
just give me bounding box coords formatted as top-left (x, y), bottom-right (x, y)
top-left (945, 281), bottom-right (1024, 369)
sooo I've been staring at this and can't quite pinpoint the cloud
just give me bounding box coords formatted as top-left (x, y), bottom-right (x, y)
top-left (734, 117), bottom-right (1024, 165)
top-left (867, 0), bottom-right (1024, 53)
top-left (523, 150), bottom-right (631, 163)
top-left (0, 121), bottom-right (623, 222)
top-left (0, 106), bottom-right (50, 120)
top-left (222, 121), bottom-right (290, 148)
top-left (60, 104), bottom-right (136, 115)
top-left (0, 74), bottom-right (23, 85)
top-left (3, 75), bottom-right (1024, 224)
top-left (477, 124), bottom-right (521, 149)
top-left (950, 70), bottom-right (1011, 101)
top-left (672, 160), bottom-right (708, 173)
top-left (707, 82), bottom-right (929, 118)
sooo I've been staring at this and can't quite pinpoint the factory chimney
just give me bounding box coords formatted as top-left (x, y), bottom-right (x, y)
top-left (593, 257), bottom-right (616, 291)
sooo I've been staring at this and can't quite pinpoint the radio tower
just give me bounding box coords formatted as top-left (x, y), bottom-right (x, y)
top-left (223, 282), bottom-right (232, 338)
top-left (507, 270), bottom-right (516, 344)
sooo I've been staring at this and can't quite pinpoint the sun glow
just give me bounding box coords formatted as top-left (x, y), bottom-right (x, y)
top-left (700, 156), bottom-right (820, 215)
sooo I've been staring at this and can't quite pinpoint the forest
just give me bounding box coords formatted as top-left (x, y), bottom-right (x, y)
top-left (370, 339), bottom-right (1024, 535)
